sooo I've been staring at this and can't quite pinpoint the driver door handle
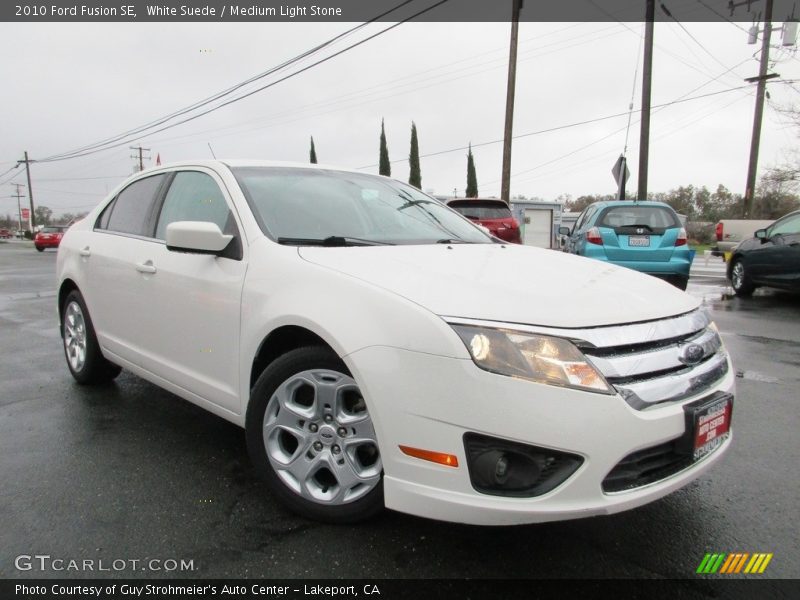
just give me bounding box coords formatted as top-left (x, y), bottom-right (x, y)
top-left (135, 261), bottom-right (157, 274)
top-left (79, 247), bottom-right (91, 257)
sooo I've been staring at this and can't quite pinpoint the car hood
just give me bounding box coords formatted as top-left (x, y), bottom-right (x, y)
top-left (298, 244), bottom-right (698, 329)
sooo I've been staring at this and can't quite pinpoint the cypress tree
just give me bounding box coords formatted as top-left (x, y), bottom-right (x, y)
top-left (309, 136), bottom-right (318, 164)
top-left (466, 144), bottom-right (478, 198)
top-left (379, 119), bottom-right (391, 177)
top-left (408, 121), bottom-right (421, 189)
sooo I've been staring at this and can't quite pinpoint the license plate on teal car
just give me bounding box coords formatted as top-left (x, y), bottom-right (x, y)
top-left (628, 236), bottom-right (650, 247)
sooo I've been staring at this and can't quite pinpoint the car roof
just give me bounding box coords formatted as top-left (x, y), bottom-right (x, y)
top-left (136, 159), bottom-right (384, 179)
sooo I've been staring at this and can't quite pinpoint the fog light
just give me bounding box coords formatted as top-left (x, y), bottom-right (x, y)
top-left (464, 433), bottom-right (583, 497)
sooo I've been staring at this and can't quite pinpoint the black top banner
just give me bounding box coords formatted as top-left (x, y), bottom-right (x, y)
top-left (3, 0), bottom-right (798, 23)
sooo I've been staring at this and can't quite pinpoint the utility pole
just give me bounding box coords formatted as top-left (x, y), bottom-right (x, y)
top-left (500, 0), bottom-right (522, 204)
top-left (637, 0), bottom-right (655, 201)
top-left (742, 0), bottom-right (774, 218)
top-left (17, 152), bottom-right (36, 230)
top-left (129, 145), bottom-right (151, 172)
top-left (11, 183), bottom-right (25, 233)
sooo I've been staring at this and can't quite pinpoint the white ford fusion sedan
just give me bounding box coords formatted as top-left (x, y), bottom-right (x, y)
top-left (56, 161), bottom-right (734, 525)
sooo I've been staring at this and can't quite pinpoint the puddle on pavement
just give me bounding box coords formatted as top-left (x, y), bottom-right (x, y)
top-left (736, 370), bottom-right (780, 384)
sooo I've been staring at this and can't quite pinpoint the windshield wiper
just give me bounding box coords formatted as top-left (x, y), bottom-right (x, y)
top-left (436, 238), bottom-right (475, 244)
top-left (277, 236), bottom-right (393, 247)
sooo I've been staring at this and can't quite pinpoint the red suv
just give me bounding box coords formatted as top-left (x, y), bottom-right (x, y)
top-left (446, 198), bottom-right (521, 244)
top-left (34, 226), bottom-right (67, 251)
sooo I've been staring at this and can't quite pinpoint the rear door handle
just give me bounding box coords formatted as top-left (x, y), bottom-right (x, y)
top-left (135, 261), bottom-right (157, 274)
top-left (79, 246), bottom-right (91, 257)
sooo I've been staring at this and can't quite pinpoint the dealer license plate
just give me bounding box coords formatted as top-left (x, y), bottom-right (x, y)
top-left (628, 235), bottom-right (650, 247)
top-left (690, 396), bottom-right (732, 460)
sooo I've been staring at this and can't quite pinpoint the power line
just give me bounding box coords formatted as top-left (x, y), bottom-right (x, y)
top-left (37, 0), bottom-right (446, 164)
top-left (136, 25), bottom-right (631, 154)
top-left (357, 84), bottom-right (751, 169)
top-left (661, 2), bottom-right (748, 81)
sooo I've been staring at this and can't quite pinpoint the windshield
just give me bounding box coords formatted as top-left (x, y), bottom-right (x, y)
top-left (232, 167), bottom-right (492, 245)
top-left (447, 201), bottom-right (512, 220)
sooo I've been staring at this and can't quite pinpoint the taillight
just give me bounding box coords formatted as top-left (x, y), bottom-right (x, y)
top-left (586, 227), bottom-right (603, 245)
top-left (715, 222), bottom-right (723, 241)
top-left (676, 228), bottom-right (687, 246)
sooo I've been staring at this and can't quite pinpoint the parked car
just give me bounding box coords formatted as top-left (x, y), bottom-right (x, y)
top-left (560, 201), bottom-right (691, 290)
top-left (727, 210), bottom-right (800, 296)
top-left (0, 228), bottom-right (11, 239)
top-left (445, 198), bottom-right (522, 244)
top-left (56, 161), bottom-right (733, 525)
top-left (34, 226), bottom-right (67, 251)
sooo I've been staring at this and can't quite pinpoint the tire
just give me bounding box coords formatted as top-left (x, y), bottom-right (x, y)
top-left (61, 290), bottom-right (122, 384)
top-left (35, 246), bottom-right (44, 252)
top-left (730, 258), bottom-right (755, 297)
top-left (673, 277), bottom-right (688, 291)
top-left (246, 346), bottom-right (384, 523)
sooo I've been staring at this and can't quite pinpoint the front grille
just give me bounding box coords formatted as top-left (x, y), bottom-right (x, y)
top-left (602, 440), bottom-right (692, 492)
top-left (575, 310), bottom-right (730, 410)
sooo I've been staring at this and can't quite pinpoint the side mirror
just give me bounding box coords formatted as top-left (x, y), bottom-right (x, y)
top-left (755, 228), bottom-right (767, 240)
top-left (558, 226), bottom-right (571, 236)
top-left (166, 221), bottom-right (233, 255)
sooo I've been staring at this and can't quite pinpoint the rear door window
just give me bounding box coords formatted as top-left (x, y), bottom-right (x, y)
top-left (102, 174), bottom-right (167, 237)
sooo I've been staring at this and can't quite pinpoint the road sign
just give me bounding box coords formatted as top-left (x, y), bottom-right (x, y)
top-left (21, 208), bottom-right (30, 219)
top-left (612, 155), bottom-right (630, 186)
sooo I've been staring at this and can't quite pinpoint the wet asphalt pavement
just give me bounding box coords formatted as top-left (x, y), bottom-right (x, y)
top-left (0, 241), bottom-right (798, 586)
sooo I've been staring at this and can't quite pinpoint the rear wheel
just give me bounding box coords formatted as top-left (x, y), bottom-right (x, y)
top-left (731, 258), bottom-right (755, 297)
top-left (35, 246), bottom-right (44, 252)
top-left (61, 290), bottom-right (121, 384)
top-left (246, 346), bottom-right (383, 523)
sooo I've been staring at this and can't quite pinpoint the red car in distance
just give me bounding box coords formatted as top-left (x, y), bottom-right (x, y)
top-left (446, 198), bottom-right (522, 244)
top-left (34, 226), bottom-right (67, 252)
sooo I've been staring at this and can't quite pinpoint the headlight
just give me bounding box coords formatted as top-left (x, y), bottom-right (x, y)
top-left (452, 325), bottom-right (613, 394)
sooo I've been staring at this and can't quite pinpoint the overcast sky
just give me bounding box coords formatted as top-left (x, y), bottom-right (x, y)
top-left (1, 17), bottom-right (799, 216)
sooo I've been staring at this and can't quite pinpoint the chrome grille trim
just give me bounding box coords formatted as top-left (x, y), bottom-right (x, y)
top-left (444, 309), bottom-right (728, 410)
top-left (586, 328), bottom-right (722, 380)
top-left (613, 352), bottom-right (729, 410)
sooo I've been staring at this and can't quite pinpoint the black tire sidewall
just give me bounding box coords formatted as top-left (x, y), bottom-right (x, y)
top-left (246, 346), bottom-right (384, 524)
top-left (732, 259), bottom-right (754, 296)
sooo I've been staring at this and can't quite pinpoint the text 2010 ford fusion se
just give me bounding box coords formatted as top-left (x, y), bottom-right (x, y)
top-left (56, 161), bottom-right (734, 525)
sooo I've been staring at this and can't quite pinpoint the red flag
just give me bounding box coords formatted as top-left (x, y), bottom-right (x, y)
top-left (155, 153), bottom-right (161, 166)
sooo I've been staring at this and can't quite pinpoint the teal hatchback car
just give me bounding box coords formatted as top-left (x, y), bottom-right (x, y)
top-left (559, 201), bottom-right (690, 290)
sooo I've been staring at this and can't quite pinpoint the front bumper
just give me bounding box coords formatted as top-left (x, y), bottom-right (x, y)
top-left (346, 345), bottom-right (734, 526)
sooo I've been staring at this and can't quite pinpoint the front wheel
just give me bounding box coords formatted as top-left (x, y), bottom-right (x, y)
top-left (61, 290), bottom-right (121, 384)
top-left (730, 258), bottom-right (755, 297)
top-left (246, 346), bottom-right (383, 523)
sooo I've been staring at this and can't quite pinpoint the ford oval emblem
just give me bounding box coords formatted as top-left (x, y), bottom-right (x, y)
top-left (680, 343), bottom-right (705, 365)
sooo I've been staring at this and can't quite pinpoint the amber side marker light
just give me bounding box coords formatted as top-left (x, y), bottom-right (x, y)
top-left (399, 445), bottom-right (459, 467)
